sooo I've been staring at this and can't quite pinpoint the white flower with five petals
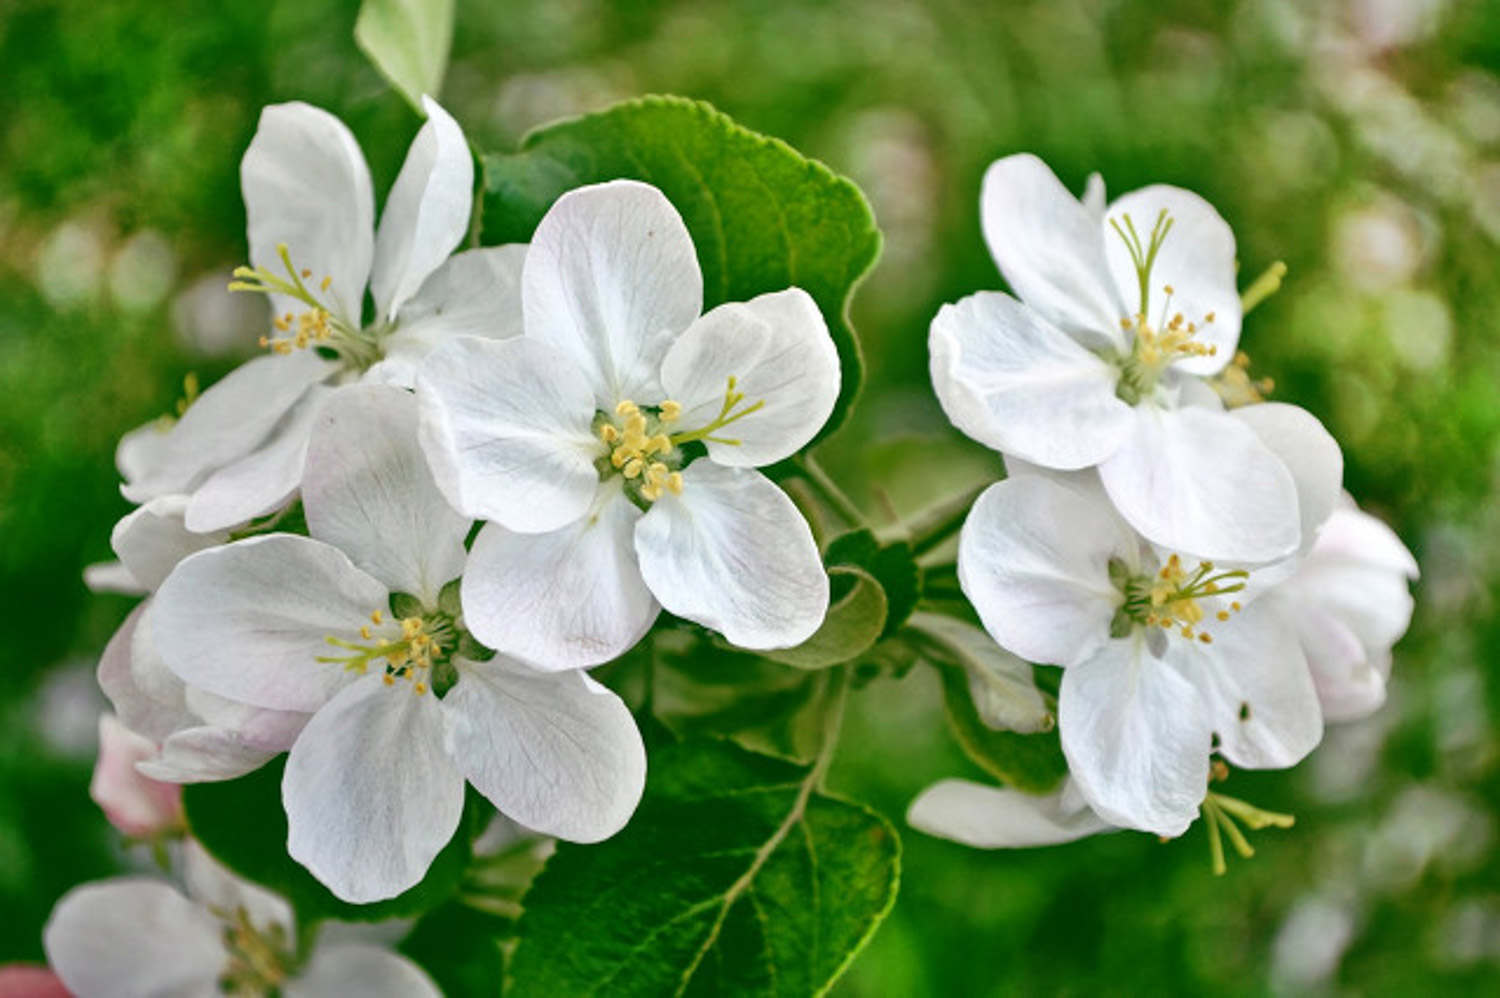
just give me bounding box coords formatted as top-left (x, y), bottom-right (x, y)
top-left (122, 97), bottom-right (525, 533)
top-left (417, 179), bottom-right (837, 669)
top-left (930, 154), bottom-right (1316, 563)
top-left (151, 384), bottom-right (645, 902)
top-left (959, 470), bottom-right (1326, 835)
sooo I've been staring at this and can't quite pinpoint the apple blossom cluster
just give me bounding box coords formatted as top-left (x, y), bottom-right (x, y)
top-left (37, 84), bottom-right (1419, 990)
top-left (911, 155), bottom-right (1418, 864)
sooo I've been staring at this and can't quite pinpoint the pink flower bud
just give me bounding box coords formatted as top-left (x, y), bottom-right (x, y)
top-left (0, 964), bottom-right (71, 998)
top-left (89, 714), bottom-right (183, 838)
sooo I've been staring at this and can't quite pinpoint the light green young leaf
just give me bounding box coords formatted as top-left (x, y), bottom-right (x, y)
top-left (762, 565), bottom-right (887, 669)
top-left (354, 0), bottom-right (455, 112)
top-left (507, 738), bottom-right (900, 997)
top-left (480, 96), bottom-right (881, 441)
top-left (908, 611), bottom-right (1053, 734)
top-left (931, 651), bottom-right (1068, 794)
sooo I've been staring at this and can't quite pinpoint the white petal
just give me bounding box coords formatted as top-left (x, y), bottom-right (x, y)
top-left (635, 463), bottom-right (827, 650)
top-left (153, 535), bottom-right (390, 713)
top-left (1103, 185), bottom-right (1241, 375)
top-left (1288, 598), bottom-right (1388, 724)
top-left (416, 335), bottom-right (601, 532)
top-left (1059, 638), bottom-right (1212, 836)
top-left (287, 943), bottom-right (442, 998)
top-left (137, 726), bottom-right (281, 784)
top-left (1171, 598), bottom-right (1322, 769)
top-left (372, 245), bottom-right (529, 388)
top-left (445, 656), bottom-right (646, 842)
top-left (90, 714), bottom-right (183, 837)
top-left (1232, 402), bottom-right (1343, 549)
top-left (462, 485), bottom-right (657, 669)
top-left (523, 179), bottom-right (703, 406)
top-left (285, 675), bottom-right (465, 903)
top-left (115, 419), bottom-right (174, 486)
top-left (44, 879), bottom-right (225, 998)
top-left (180, 839), bottom-right (295, 935)
top-left (929, 291), bottom-right (1133, 469)
top-left (98, 603), bottom-right (193, 743)
top-left (907, 778), bottom-right (1110, 848)
top-left (126, 602), bottom-right (198, 742)
top-left (110, 496), bottom-right (227, 592)
top-left (957, 477), bottom-right (1135, 668)
top-left (304, 384), bottom-right (468, 604)
top-left (1098, 404), bottom-right (1300, 563)
top-left (371, 97), bottom-right (474, 321)
top-left (659, 288), bottom-right (838, 467)
top-left (184, 384), bottom-right (329, 533)
top-left (980, 154), bottom-right (1126, 351)
top-left (185, 685), bottom-right (309, 753)
top-left (83, 560), bottom-right (145, 595)
top-left (120, 352), bottom-right (331, 504)
top-left (242, 101), bottom-right (374, 325)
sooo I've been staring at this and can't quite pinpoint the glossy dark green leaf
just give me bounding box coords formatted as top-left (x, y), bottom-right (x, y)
top-left (507, 739), bottom-right (899, 997)
top-left (824, 528), bottom-right (922, 637)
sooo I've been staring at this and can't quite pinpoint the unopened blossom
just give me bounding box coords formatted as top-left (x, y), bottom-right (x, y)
top-left (959, 469), bottom-right (1328, 835)
top-left (930, 154), bottom-right (1323, 563)
top-left (908, 777), bottom-right (1111, 849)
top-left (90, 714), bottom-right (184, 838)
top-left (418, 179), bottom-right (836, 669)
top-left (121, 97), bottom-right (525, 533)
top-left (43, 844), bottom-right (440, 998)
top-left (153, 385), bottom-right (645, 902)
top-left (1265, 495), bottom-right (1419, 723)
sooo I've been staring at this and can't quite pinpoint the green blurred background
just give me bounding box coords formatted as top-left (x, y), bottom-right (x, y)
top-left (2, 0), bottom-right (1497, 992)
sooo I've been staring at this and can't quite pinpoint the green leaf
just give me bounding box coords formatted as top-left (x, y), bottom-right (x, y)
top-left (824, 528), bottom-right (921, 637)
top-left (908, 612), bottom-right (1053, 734)
top-left (182, 756), bottom-right (474, 924)
top-left (479, 96), bottom-right (881, 440)
top-left (935, 657), bottom-right (1068, 794)
top-left (399, 900), bottom-right (510, 998)
top-left (654, 640), bottom-right (833, 764)
top-left (354, 0), bottom-right (455, 112)
top-left (761, 565), bottom-right (886, 669)
top-left (507, 739), bottom-right (899, 997)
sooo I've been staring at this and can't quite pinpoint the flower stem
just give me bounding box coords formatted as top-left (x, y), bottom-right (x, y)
top-left (795, 453), bottom-right (867, 528)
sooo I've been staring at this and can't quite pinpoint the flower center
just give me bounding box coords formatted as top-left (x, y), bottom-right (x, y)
top-left (216, 906), bottom-right (294, 996)
top-left (1107, 210), bottom-right (1219, 404)
top-left (318, 606), bottom-right (461, 697)
top-left (229, 243), bottom-right (385, 372)
top-left (1110, 554), bottom-right (1247, 644)
top-left (1209, 349), bottom-right (1274, 408)
top-left (594, 376), bottom-right (764, 506)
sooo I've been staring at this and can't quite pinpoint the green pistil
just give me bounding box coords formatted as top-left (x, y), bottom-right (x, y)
top-left (1200, 791), bottom-right (1295, 875)
top-left (1108, 209), bottom-right (1174, 321)
top-left (667, 376), bottom-right (764, 448)
top-left (216, 906), bottom-right (294, 996)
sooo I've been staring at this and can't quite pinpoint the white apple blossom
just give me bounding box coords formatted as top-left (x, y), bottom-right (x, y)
top-left (43, 844), bottom-right (440, 998)
top-left (930, 154), bottom-right (1322, 563)
top-left (1266, 495), bottom-right (1419, 723)
top-left (121, 97), bottom-right (526, 533)
top-left (417, 179), bottom-right (836, 669)
top-left (958, 470), bottom-right (1327, 835)
top-left (152, 384), bottom-right (646, 902)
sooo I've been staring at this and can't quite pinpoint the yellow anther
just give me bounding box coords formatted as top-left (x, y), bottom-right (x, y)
top-left (1230, 601), bottom-right (1241, 611)
top-left (616, 400), bottom-right (639, 416)
top-left (383, 675), bottom-right (395, 686)
top-left (647, 434), bottom-right (672, 456)
top-left (666, 471), bottom-right (684, 495)
top-left (401, 617), bottom-right (423, 638)
top-left (1205, 312), bottom-right (1215, 323)
top-left (320, 275), bottom-right (332, 291)
top-left (1199, 632), bottom-right (1213, 644)
top-left (599, 424), bottom-right (619, 443)
top-left (1217, 610), bottom-right (1230, 622)
top-left (623, 458), bottom-right (644, 479)
top-left (660, 400), bottom-right (682, 422)
top-left (1164, 284), bottom-right (1175, 295)
top-left (300, 268), bottom-right (312, 279)
top-left (370, 610), bottom-right (384, 625)
top-left (360, 625), bottom-right (373, 640)
top-left (1181, 625), bottom-right (1195, 639)
top-left (414, 682), bottom-right (427, 695)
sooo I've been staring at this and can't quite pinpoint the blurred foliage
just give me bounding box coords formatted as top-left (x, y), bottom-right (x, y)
top-left (2, 0), bottom-right (1499, 992)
